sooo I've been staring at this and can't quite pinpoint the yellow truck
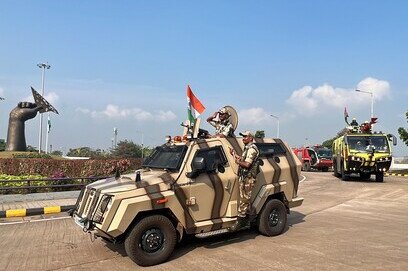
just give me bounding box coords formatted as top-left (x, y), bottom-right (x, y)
top-left (332, 132), bottom-right (397, 182)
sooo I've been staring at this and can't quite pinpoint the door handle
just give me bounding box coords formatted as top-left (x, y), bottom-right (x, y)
top-left (224, 180), bottom-right (231, 190)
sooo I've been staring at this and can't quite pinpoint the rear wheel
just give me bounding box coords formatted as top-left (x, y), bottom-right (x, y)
top-left (125, 215), bottom-right (177, 266)
top-left (375, 172), bottom-right (384, 182)
top-left (257, 199), bottom-right (287, 236)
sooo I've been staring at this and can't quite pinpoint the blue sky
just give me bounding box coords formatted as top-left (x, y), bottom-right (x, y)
top-left (0, 1), bottom-right (407, 155)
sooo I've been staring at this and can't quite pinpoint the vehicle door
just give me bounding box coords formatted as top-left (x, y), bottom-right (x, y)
top-left (183, 142), bottom-right (238, 222)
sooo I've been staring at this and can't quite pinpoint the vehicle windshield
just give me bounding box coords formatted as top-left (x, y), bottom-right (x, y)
top-left (142, 145), bottom-right (188, 170)
top-left (316, 149), bottom-right (332, 159)
top-left (347, 136), bottom-right (389, 153)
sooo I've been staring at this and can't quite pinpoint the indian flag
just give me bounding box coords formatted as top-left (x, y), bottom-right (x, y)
top-left (47, 115), bottom-right (51, 133)
top-left (187, 85), bottom-right (205, 124)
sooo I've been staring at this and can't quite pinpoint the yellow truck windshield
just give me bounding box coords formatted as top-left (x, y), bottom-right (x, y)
top-left (346, 135), bottom-right (390, 153)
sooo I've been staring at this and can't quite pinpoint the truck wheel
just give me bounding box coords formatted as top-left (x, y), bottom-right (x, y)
top-left (303, 162), bottom-right (311, 172)
top-left (322, 167), bottom-right (329, 172)
top-left (360, 173), bottom-right (371, 180)
top-left (333, 160), bottom-right (341, 177)
top-left (375, 172), bottom-right (384, 182)
top-left (340, 161), bottom-right (349, 181)
top-left (125, 215), bottom-right (177, 266)
top-left (257, 199), bottom-right (287, 237)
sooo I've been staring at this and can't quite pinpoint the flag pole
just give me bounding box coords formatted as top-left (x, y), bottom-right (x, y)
top-left (45, 113), bottom-right (50, 154)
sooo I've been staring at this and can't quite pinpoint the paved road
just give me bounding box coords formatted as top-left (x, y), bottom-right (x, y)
top-left (1, 173), bottom-right (407, 271)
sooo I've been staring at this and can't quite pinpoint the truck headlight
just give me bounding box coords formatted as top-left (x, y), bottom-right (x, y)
top-left (93, 195), bottom-right (113, 223)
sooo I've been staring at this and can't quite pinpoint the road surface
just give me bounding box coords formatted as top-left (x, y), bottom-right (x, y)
top-left (1, 172), bottom-right (407, 271)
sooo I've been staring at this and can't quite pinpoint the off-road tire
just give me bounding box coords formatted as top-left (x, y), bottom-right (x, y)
top-left (257, 199), bottom-right (287, 236)
top-left (375, 172), bottom-right (384, 182)
top-left (340, 161), bottom-right (349, 181)
top-left (124, 215), bottom-right (177, 266)
top-left (303, 162), bottom-right (311, 172)
top-left (333, 160), bottom-right (341, 177)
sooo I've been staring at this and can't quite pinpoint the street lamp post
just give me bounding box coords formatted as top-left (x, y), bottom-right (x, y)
top-left (37, 62), bottom-right (51, 153)
top-left (355, 89), bottom-right (374, 119)
top-left (270, 114), bottom-right (280, 138)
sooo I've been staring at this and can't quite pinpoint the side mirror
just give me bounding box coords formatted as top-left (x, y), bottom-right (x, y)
top-left (192, 157), bottom-right (206, 171)
top-left (186, 157), bottom-right (206, 178)
top-left (388, 134), bottom-right (397, 146)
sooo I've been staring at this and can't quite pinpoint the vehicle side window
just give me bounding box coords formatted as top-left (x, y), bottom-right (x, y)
top-left (256, 143), bottom-right (286, 157)
top-left (193, 146), bottom-right (228, 172)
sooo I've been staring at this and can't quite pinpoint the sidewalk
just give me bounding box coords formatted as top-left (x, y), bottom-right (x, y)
top-left (0, 191), bottom-right (79, 219)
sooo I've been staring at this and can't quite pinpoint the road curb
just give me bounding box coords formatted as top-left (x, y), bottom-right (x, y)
top-left (385, 172), bottom-right (408, 177)
top-left (0, 205), bottom-right (75, 218)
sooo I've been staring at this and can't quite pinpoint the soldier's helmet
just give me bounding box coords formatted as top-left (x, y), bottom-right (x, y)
top-left (218, 107), bottom-right (230, 116)
top-left (239, 130), bottom-right (254, 138)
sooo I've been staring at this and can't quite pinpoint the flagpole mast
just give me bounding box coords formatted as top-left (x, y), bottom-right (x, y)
top-left (45, 113), bottom-right (50, 154)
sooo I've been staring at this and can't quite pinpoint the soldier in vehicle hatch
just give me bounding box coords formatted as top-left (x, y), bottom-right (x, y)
top-left (206, 107), bottom-right (235, 137)
top-left (229, 130), bottom-right (260, 231)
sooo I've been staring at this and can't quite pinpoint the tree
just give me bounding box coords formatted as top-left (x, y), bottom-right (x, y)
top-left (26, 145), bottom-right (38, 152)
top-left (398, 110), bottom-right (408, 146)
top-left (66, 147), bottom-right (105, 158)
top-left (255, 130), bottom-right (265, 139)
top-left (111, 140), bottom-right (143, 158)
top-left (51, 150), bottom-right (63, 156)
top-left (322, 137), bottom-right (336, 149)
top-left (0, 139), bottom-right (5, 151)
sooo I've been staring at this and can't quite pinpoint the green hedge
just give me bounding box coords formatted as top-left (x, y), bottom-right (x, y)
top-left (0, 158), bottom-right (142, 177)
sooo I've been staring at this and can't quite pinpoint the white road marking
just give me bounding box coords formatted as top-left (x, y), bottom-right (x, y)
top-left (0, 216), bottom-right (71, 226)
top-left (300, 175), bottom-right (306, 183)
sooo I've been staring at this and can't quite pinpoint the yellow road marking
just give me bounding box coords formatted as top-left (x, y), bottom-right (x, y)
top-left (44, 206), bottom-right (61, 214)
top-left (6, 209), bottom-right (26, 218)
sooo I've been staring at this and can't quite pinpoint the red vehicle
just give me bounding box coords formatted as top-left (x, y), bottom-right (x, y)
top-left (293, 146), bottom-right (333, 172)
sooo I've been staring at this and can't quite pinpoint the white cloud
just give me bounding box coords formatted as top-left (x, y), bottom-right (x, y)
top-left (286, 77), bottom-right (391, 114)
top-left (77, 104), bottom-right (177, 122)
top-left (22, 91), bottom-right (59, 105)
top-left (238, 107), bottom-right (270, 125)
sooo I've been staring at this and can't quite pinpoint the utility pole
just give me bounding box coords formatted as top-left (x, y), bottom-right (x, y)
top-left (355, 89), bottom-right (374, 119)
top-left (37, 62), bottom-right (51, 153)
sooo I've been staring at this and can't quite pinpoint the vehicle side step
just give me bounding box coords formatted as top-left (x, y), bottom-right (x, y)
top-left (195, 229), bottom-right (230, 238)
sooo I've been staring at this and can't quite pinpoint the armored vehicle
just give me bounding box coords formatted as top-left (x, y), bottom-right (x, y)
top-left (71, 119), bottom-right (303, 266)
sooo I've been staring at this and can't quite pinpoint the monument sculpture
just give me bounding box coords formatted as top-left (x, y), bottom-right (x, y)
top-left (5, 87), bottom-right (58, 151)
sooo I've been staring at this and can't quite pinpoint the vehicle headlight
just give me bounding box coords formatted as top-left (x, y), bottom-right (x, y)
top-left (93, 195), bottom-right (113, 223)
top-left (100, 195), bottom-right (112, 213)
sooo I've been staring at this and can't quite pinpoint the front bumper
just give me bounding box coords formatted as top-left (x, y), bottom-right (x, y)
top-left (347, 156), bottom-right (392, 173)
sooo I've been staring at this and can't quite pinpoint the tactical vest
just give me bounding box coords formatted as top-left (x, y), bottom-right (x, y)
top-left (239, 143), bottom-right (260, 178)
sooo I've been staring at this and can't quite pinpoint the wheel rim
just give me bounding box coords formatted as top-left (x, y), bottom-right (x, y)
top-left (140, 228), bottom-right (165, 253)
top-left (268, 209), bottom-right (280, 227)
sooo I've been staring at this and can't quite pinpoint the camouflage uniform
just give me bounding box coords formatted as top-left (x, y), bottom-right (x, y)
top-left (238, 142), bottom-right (259, 217)
top-left (209, 119), bottom-right (234, 137)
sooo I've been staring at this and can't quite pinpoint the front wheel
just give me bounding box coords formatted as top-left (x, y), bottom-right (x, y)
top-left (257, 199), bottom-right (287, 236)
top-left (303, 162), bottom-right (311, 172)
top-left (124, 215), bottom-right (177, 266)
top-left (375, 172), bottom-right (384, 182)
top-left (341, 161), bottom-right (349, 181)
top-left (333, 160), bottom-right (341, 177)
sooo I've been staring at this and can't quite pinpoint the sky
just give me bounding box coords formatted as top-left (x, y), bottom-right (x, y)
top-left (0, 1), bottom-right (407, 156)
